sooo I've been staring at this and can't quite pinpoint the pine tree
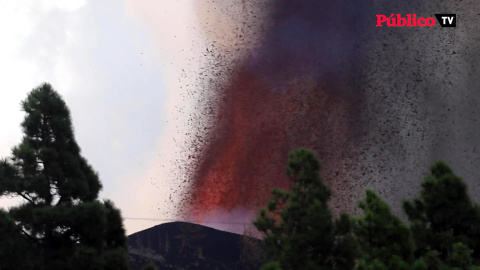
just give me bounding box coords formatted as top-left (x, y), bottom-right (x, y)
top-left (0, 83), bottom-right (129, 270)
top-left (354, 189), bottom-right (415, 270)
top-left (403, 160), bottom-right (480, 268)
top-left (0, 208), bottom-right (39, 269)
top-left (254, 148), bottom-right (357, 270)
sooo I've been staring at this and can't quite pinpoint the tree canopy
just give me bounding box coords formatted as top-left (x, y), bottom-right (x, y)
top-left (255, 149), bottom-right (480, 270)
top-left (0, 83), bottom-right (129, 270)
top-left (403, 161), bottom-right (480, 269)
top-left (354, 189), bottom-right (415, 270)
top-left (254, 148), bottom-right (357, 270)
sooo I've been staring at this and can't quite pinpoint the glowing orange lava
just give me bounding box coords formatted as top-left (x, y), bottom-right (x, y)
top-left (189, 64), bottom-right (363, 221)
top-left (187, 0), bottom-right (369, 224)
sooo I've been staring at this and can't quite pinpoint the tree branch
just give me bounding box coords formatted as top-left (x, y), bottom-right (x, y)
top-left (16, 191), bottom-right (34, 204)
top-left (21, 228), bottom-right (41, 245)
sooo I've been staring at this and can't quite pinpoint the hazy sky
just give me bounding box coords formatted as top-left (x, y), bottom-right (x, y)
top-left (0, 0), bottom-right (204, 234)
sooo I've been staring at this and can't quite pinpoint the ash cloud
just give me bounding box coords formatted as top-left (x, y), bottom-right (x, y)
top-left (144, 0), bottom-right (480, 230)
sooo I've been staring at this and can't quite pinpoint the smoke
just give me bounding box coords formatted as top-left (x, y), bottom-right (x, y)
top-left (190, 207), bottom-right (258, 235)
top-left (129, 0), bottom-right (480, 233)
top-left (187, 0), bottom-right (373, 221)
top-left (123, 0), bottom-right (205, 232)
top-left (123, 0), bottom-right (269, 230)
top-left (187, 0), bottom-right (480, 226)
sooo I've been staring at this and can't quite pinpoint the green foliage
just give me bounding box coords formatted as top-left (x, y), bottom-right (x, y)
top-left (261, 261), bottom-right (282, 270)
top-left (254, 148), bottom-right (357, 270)
top-left (403, 161), bottom-right (480, 266)
top-left (141, 262), bottom-right (159, 270)
top-left (354, 190), bottom-right (414, 270)
top-left (254, 154), bottom-right (480, 270)
top-left (0, 84), bottom-right (129, 270)
top-left (449, 242), bottom-right (474, 269)
top-left (0, 209), bottom-right (39, 269)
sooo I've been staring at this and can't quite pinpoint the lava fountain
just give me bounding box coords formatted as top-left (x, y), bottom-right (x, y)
top-left (127, 0), bottom-right (480, 234)
top-left (128, 0), bottom-right (480, 233)
top-left (185, 0), bottom-right (373, 229)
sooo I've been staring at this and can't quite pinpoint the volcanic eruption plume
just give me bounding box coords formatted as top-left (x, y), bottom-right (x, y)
top-left (185, 0), bottom-right (372, 227)
top-left (129, 0), bottom-right (480, 233)
top-left (184, 0), bottom-right (480, 231)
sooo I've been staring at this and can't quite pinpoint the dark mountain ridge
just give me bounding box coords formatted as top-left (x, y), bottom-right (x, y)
top-left (128, 222), bottom-right (264, 270)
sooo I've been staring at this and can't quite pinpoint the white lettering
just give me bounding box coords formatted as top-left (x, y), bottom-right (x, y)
top-left (442, 16), bottom-right (454, 25)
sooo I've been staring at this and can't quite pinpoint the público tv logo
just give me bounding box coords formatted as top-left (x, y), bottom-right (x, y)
top-left (376, 14), bottom-right (456, 27)
top-left (434, 14), bottom-right (457, 27)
